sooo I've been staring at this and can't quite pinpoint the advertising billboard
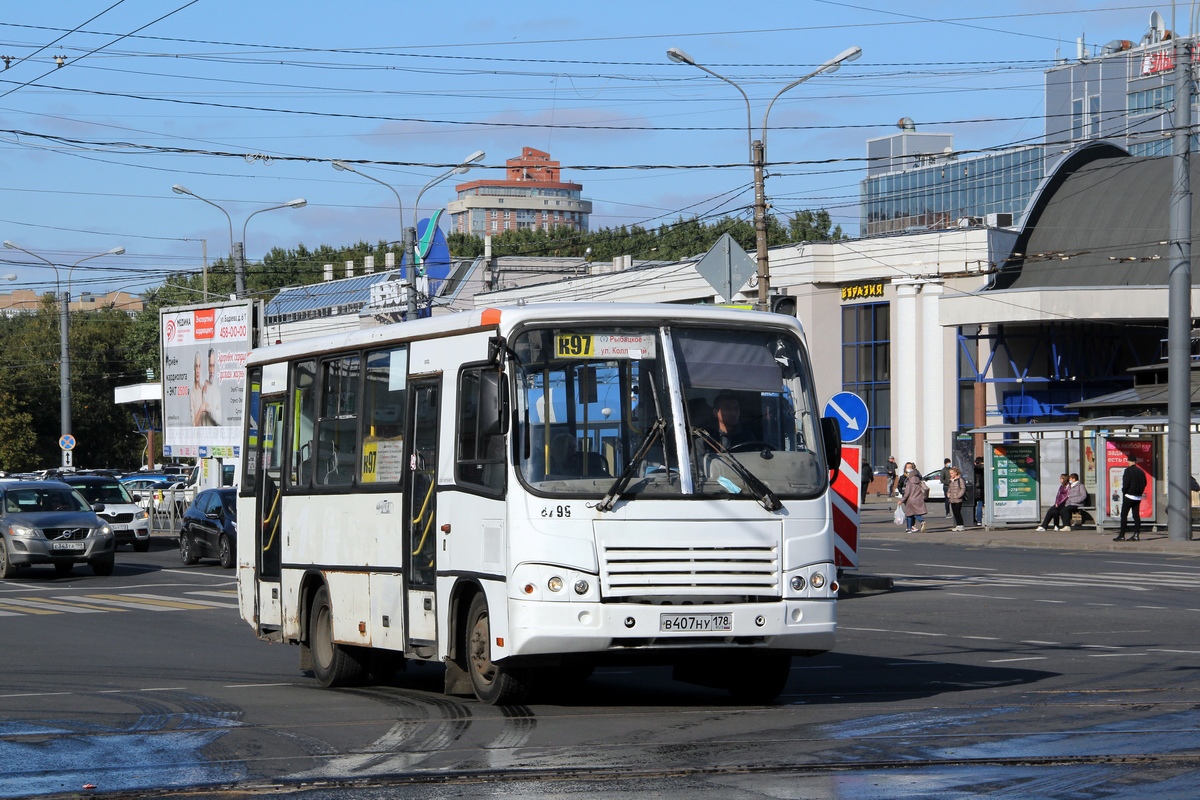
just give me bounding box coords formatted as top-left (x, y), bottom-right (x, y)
top-left (989, 442), bottom-right (1040, 522)
top-left (160, 301), bottom-right (256, 458)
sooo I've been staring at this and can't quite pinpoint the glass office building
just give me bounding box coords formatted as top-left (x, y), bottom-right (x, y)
top-left (860, 144), bottom-right (1044, 236)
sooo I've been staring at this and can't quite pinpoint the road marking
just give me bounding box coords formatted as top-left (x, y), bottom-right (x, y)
top-left (945, 592), bottom-right (1016, 600)
top-left (125, 593), bottom-right (238, 609)
top-left (1133, 605), bottom-right (1167, 610)
top-left (916, 563), bottom-right (999, 571)
top-left (83, 594), bottom-right (216, 611)
top-left (224, 682), bottom-right (296, 688)
top-left (186, 590), bottom-right (239, 599)
top-left (962, 635), bottom-right (1000, 641)
top-left (0, 602), bottom-right (58, 615)
top-left (1022, 640), bottom-right (1061, 645)
top-left (0, 691), bottom-right (75, 698)
top-left (1035, 599), bottom-right (1066, 604)
top-left (1088, 652), bottom-right (1146, 658)
top-left (987, 656), bottom-right (1047, 663)
top-left (0, 609), bottom-right (22, 617)
top-left (0, 598), bottom-right (105, 614)
top-left (1149, 648), bottom-right (1200, 654)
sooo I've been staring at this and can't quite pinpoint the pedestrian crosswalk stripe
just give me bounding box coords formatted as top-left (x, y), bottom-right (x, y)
top-left (0, 601), bottom-right (59, 615)
top-left (84, 594), bottom-right (215, 611)
top-left (126, 593), bottom-right (238, 609)
top-left (3, 597), bottom-right (115, 614)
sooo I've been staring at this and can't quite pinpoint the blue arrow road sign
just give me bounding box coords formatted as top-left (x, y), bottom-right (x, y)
top-left (823, 392), bottom-right (869, 443)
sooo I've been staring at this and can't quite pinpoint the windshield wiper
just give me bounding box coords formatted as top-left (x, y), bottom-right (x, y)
top-left (692, 428), bottom-right (782, 512)
top-left (596, 417), bottom-right (666, 512)
top-left (597, 374), bottom-right (671, 512)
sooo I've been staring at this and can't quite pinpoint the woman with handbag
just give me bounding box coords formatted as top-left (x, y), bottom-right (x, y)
top-left (946, 466), bottom-right (967, 531)
top-left (899, 467), bottom-right (929, 532)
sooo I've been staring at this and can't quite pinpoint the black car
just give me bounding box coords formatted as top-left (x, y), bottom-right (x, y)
top-left (179, 488), bottom-right (237, 568)
top-left (0, 480), bottom-right (115, 578)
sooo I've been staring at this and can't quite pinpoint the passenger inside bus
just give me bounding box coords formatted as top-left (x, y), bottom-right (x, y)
top-left (550, 433), bottom-right (609, 477)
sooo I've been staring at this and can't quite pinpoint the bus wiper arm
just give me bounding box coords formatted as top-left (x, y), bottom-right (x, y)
top-left (596, 417), bottom-right (666, 512)
top-left (693, 428), bottom-right (782, 512)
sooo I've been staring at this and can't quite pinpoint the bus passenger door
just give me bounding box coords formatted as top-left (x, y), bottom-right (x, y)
top-left (254, 395), bottom-right (285, 637)
top-left (404, 377), bottom-right (440, 652)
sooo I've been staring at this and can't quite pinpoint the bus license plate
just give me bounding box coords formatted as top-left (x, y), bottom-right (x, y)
top-left (51, 542), bottom-right (85, 551)
top-left (660, 613), bottom-right (732, 632)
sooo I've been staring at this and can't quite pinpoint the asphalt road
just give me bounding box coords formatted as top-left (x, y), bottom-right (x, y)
top-left (2, 530), bottom-right (1200, 799)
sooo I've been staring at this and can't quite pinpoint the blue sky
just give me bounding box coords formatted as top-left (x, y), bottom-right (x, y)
top-left (0, 1), bottom-right (1174, 298)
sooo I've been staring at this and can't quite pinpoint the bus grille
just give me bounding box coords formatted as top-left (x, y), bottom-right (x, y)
top-left (600, 544), bottom-right (780, 599)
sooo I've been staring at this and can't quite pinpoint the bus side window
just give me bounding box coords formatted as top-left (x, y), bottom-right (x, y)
top-left (317, 353), bottom-right (360, 487)
top-left (290, 360), bottom-right (317, 490)
top-left (457, 367), bottom-right (505, 494)
top-left (361, 346), bottom-right (407, 485)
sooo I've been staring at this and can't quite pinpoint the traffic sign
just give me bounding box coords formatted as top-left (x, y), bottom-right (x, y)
top-left (823, 392), bottom-right (869, 443)
top-left (58, 434), bottom-right (77, 451)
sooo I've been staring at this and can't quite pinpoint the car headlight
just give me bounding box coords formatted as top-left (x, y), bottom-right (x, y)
top-left (95, 525), bottom-right (112, 538)
top-left (7, 524), bottom-right (41, 539)
top-left (134, 510), bottom-right (148, 521)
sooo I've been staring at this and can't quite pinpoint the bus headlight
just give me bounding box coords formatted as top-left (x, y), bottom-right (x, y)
top-left (810, 572), bottom-right (826, 589)
top-left (790, 575), bottom-right (806, 591)
top-left (547, 576), bottom-right (564, 593)
top-left (574, 579), bottom-right (589, 595)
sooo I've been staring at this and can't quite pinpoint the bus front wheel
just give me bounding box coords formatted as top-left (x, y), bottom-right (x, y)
top-left (309, 586), bottom-right (367, 687)
top-left (466, 593), bottom-right (532, 705)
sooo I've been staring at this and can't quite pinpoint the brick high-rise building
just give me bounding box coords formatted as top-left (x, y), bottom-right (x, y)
top-left (447, 147), bottom-right (592, 236)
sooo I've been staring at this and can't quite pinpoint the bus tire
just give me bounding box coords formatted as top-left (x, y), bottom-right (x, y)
top-left (466, 593), bottom-right (531, 705)
top-left (309, 586), bottom-right (367, 687)
top-left (726, 652), bottom-right (792, 704)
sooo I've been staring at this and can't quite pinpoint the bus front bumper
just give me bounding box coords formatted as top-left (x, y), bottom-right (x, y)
top-left (505, 598), bottom-right (836, 658)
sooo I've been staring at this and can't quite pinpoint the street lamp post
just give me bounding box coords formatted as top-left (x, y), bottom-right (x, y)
top-left (407, 150), bottom-right (486, 318)
top-left (172, 185), bottom-right (305, 298)
top-left (667, 46), bottom-right (862, 308)
top-left (334, 151), bottom-right (484, 320)
top-left (3, 240), bottom-right (125, 468)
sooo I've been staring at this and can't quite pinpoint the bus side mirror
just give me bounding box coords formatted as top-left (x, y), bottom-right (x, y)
top-left (821, 416), bottom-right (842, 476)
top-left (479, 371), bottom-right (509, 436)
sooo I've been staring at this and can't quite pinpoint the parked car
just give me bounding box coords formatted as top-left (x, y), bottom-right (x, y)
top-left (0, 480), bottom-right (115, 578)
top-left (60, 475), bottom-right (151, 552)
top-left (921, 469), bottom-right (973, 502)
top-left (121, 475), bottom-right (190, 515)
top-left (179, 488), bottom-right (237, 568)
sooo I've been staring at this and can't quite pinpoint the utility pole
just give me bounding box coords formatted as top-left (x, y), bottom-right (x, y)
top-left (233, 241), bottom-right (246, 298)
top-left (752, 139), bottom-right (770, 308)
top-left (1167, 35), bottom-right (1193, 542)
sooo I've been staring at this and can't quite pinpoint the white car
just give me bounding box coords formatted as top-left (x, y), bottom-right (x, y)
top-left (61, 476), bottom-right (151, 552)
top-left (920, 469), bottom-right (974, 502)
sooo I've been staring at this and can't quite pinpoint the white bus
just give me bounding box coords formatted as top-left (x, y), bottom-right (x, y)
top-left (237, 303), bottom-right (842, 704)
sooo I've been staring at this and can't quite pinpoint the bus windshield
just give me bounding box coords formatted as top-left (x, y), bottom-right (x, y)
top-left (513, 326), bottom-right (679, 497)
top-left (674, 326), bottom-right (824, 500)
top-left (512, 323), bottom-right (824, 500)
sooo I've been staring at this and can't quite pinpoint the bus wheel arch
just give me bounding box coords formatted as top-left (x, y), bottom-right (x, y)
top-left (464, 591), bottom-right (532, 705)
top-left (308, 583), bottom-right (368, 687)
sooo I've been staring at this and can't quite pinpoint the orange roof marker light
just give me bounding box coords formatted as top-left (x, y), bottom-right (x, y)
top-left (481, 308), bottom-right (502, 326)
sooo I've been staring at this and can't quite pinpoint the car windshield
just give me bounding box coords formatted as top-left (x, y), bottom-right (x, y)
top-left (5, 488), bottom-right (90, 513)
top-left (70, 482), bottom-right (134, 505)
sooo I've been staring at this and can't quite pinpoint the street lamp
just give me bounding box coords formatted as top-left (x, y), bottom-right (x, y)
top-left (407, 150), bottom-right (486, 318)
top-left (332, 161), bottom-right (405, 245)
top-left (3, 240), bottom-right (125, 468)
top-left (667, 46), bottom-right (862, 308)
top-left (172, 185), bottom-right (306, 297)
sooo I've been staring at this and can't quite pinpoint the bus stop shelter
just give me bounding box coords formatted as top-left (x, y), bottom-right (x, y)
top-left (970, 418), bottom-right (1200, 535)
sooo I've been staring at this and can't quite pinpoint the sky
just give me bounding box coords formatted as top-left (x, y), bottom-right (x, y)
top-left (0, 0), bottom-right (1181, 300)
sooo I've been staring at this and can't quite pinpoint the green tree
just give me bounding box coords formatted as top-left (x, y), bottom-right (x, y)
top-left (787, 209), bottom-right (845, 242)
top-left (0, 388), bottom-right (37, 471)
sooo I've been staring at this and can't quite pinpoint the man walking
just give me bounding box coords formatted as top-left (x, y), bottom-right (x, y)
top-left (886, 456), bottom-right (898, 496)
top-left (973, 456), bottom-right (985, 526)
top-left (1114, 454), bottom-right (1148, 542)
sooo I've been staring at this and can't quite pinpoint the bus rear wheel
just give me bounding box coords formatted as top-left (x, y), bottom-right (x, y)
top-left (466, 593), bottom-right (531, 705)
top-left (309, 586), bottom-right (367, 687)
